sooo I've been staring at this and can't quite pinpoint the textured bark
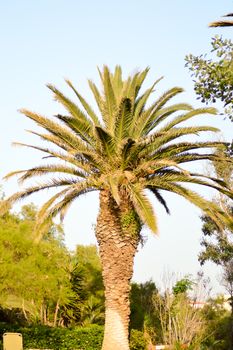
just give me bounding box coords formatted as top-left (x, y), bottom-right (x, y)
top-left (96, 190), bottom-right (140, 350)
top-left (53, 298), bottom-right (60, 327)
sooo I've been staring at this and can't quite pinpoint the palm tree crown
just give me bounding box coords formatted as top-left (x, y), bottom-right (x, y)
top-left (2, 66), bottom-right (233, 234)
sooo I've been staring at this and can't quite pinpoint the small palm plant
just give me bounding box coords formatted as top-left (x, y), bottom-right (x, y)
top-left (1, 66), bottom-right (233, 350)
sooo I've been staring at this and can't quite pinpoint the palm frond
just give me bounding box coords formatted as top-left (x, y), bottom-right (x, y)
top-left (188, 172), bottom-right (233, 189)
top-left (124, 68), bottom-right (151, 102)
top-left (37, 188), bottom-right (71, 222)
top-left (55, 114), bottom-right (95, 145)
top-left (107, 176), bottom-right (121, 205)
top-left (147, 186), bottom-right (170, 214)
top-left (35, 185), bottom-right (97, 240)
top-left (130, 79), bottom-right (162, 134)
top-left (115, 98), bottom-right (132, 143)
top-left (135, 159), bottom-right (190, 176)
top-left (88, 80), bottom-right (105, 117)
top-left (150, 141), bottom-right (225, 160)
top-left (4, 165), bottom-right (87, 184)
top-left (47, 84), bottom-right (94, 131)
top-left (0, 179), bottom-right (77, 216)
top-left (27, 129), bottom-right (74, 152)
top-left (37, 184), bottom-right (96, 226)
top-left (147, 181), bottom-right (233, 231)
top-left (100, 66), bottom-right (117, 132)
top-left (172, 153), bottom-right (229, 166)
top-left (127, 183), bottom-right (157, 233)
top-left (95, 126), bottom-right (116, 159)
top-left (11, 142), bottom-right (97, 173)
top-left (159, 107), bottom-right (217, 132)
top-left (25, 130), bottom-right (101, 170)
top-left (65, 79), bottom-right (101, 126)
top-left (120, 138), bottom-right (136, 169)
top-left (20, 109), bottom-right (91, 151)
top-left (141, 87), bottom-right (184, 135)
top-left (147, 172), bottom-right (233, 199)
top-left (139, 126), bottom-right (220, 158)
top-left (223, 13), bottom-right (233, 17)
top-left (209, 20), bottom-right (233, 27)
top-left (133, 68), bottom-right (151, 99)
top-left (136, 103), bottom-right (193, 138)
top-left (111, 65), bottom-right (123, 102)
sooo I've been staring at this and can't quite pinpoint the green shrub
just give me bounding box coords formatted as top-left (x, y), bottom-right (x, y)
top-left (0, 323), bottom-right (103, 350)
top-left (130, 329), bottom-right (147, 350)
top-left (0, 323), bottom-right (146, 349)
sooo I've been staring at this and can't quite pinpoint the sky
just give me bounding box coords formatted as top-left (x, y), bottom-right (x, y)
top-left (1, 0), bottom-right (233, 295)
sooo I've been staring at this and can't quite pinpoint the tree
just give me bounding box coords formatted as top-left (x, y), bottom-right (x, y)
top-left (185, 36), bottom-right (233, 122)
top-left (0, 204), bottom-right (75, 326)
top-left (153, 278), bottom-right (206, 349)
top-left (198, 149), bottom-right (233, 349)
top-left (172, 275), bottom-right (193, 296)
top-left (199, 148), bottom-right (232, 267)
top-left (67, 245), bottom-right (104, 327)
top-left (1, 66), bottom-right (233, 350)
top-left (201, 296), bottom-right (231, 349)
top-left (130, 281), bottom-right (159, 345)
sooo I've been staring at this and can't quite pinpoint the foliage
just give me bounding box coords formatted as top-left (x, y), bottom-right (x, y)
top-left (130, 281), bottom-right (160, 343)
top-left (172, 276), bottom-right (194, 295)
top-left (60, 245), bottom-right (104, 327)
top-left (198, 146), bottom-right (233, 266)
top-left (209, 13), bottom-right (233, 28)
top-left (121, 210), bottom-right (141, 237)
top-left (199, 150), bottom-right (233, 266)
top-left (0, 323), bottom-right (146, 350)
top-left (0, 204), bottom-right (105, 328)
top-left (153, 279), bottom-right (206, 349)
top-left (185, 36), bottom-right (233, 121)
top-left (2, 65), bottom-right (233, 348)
top-left (129, 329), bottom-right (147, 350)
top-left (0, 323), bottom-right (104, 350)
top-left (200, 296), bottom-right (231, 349)
top-left (199, 213), bottom-right (233, 266)
top-left (0, 204), bottom-right (75, 326)
top-left (1, 66), bottom-right (233, 238)
top-left (130, 280), bottom-right (158, 329)
top-left (198, 146), bottom-right (233, 349)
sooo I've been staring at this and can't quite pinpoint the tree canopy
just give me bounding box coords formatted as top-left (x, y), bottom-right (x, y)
top-left (185, 36), bottom-right (233, 122)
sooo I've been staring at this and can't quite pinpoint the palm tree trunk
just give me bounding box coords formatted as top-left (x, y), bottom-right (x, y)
top-left (96, 190), bottom-right (139, 350)
top-left (53, 298), bottom-right (60, 327)
top-left (22, 298), bottom-right (28, 321)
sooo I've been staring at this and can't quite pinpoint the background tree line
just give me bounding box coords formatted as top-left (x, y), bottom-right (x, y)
top-left (0, 202), bottom-right (104, 328)
top-left (0, 197), bottom-right (233, 349)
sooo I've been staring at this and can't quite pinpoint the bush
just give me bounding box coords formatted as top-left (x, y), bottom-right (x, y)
top-left (0, 323), bottom-right (146, 349)
top-left (0, 323), bottom-right (103, 350)
top-left (130, 329), bottom-right (147, 350)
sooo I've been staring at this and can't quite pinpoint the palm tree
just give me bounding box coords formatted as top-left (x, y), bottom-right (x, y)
top-left (1, 66), bottom-right (233, 350)
top-left (209, 13), bottom-right (233, 27)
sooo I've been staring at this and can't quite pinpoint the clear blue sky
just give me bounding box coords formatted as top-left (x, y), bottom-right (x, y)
top-left (1, 0), bottom-right (233, 294)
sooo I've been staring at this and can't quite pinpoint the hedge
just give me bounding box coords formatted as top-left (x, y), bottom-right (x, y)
top-left (0, 324), bottom-right (103, 350)
top-left (0, 323), bottom-right (146, 350)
